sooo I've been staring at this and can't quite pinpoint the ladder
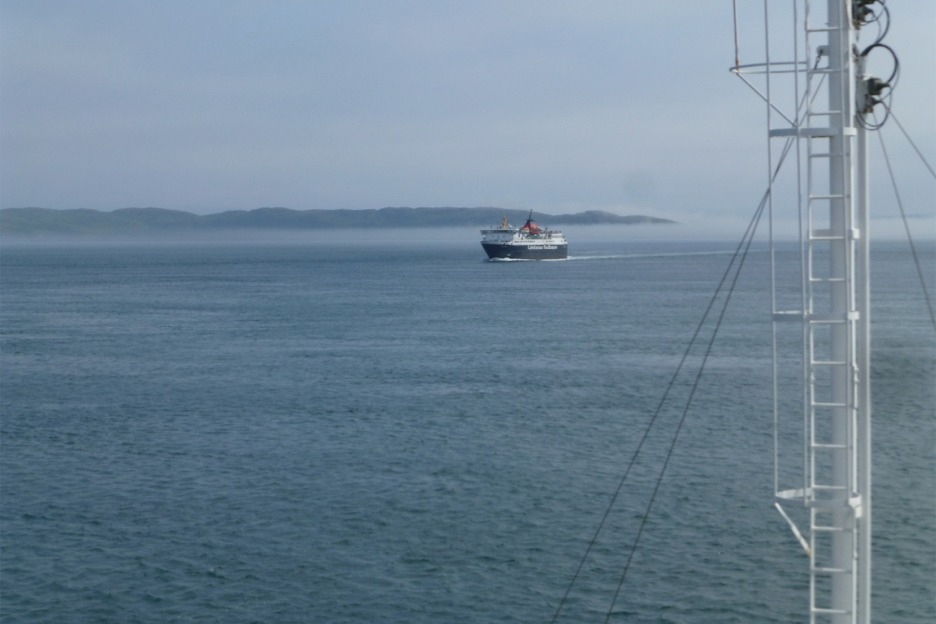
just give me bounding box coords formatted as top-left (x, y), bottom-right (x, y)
top-left (803, 7), bottom-right (859, 623)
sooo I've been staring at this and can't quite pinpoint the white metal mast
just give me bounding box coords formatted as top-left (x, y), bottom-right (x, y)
top-left (732, 0), bottom-right (889, 621)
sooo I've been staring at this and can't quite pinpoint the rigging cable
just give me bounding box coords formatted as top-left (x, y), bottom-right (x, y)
top-left (548, 197), bottom-right (764, 623)
top-left (857, 2), bottom-right (934, 330)
top-left (601, 195), bottom-right (766, 624)
top-left (549, 130), bottom-right (799, 620)
top-left (873, 113), bottom-right (936, 332)
top-left (887, 107), bottom-right (936, 181)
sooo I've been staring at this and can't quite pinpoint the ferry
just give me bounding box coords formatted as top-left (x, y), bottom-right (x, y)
top-left (480, 212), bottom-right (568, 260)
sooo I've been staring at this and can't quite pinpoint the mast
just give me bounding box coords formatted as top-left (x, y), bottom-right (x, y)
top-left (732, 1), bottom-right (891, 621)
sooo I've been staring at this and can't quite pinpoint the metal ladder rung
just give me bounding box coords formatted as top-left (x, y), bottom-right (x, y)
top-left (773, 310), bottom-right (805, 321)
top-left (809, 232), bottom-right (848, 241)
top-left (811, 443), bottom-right (848, 449)
top-left (810, 358), bottom-right (847, 364)
top-left (813, 525), bottom-right (852, 533)
top-left (806, 498), bottom-right (852, 509)
top-left (813, 566), bottom-right (851, 574)
top-left (810, 228), bottom-right (860, 240)
top-left (812, 401), bottom-right (848, 408)
top-left (809, 277), bottom-right (846, 284)
top-left (812, 484), bottom-right (849, 491)
top-left (809, 194), bottom-right (847, 200)
top-left (769, 126), bottom-right (856, 138)
top-left (812, 607), bottom-right (852, 615)
top-left (809, 236), bottom-right (847, 242)
top-left (807, 109), bottom-right (843, 116)
top-left (806, 313), bottom-right (853, 323)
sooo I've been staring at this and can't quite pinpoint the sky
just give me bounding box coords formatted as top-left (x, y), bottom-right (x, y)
top-left (1, 1), bottom-right (933, 236)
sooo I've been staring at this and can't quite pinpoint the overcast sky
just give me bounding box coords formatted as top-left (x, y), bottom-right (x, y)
top-left (1, 1), bottom-right (933, 234)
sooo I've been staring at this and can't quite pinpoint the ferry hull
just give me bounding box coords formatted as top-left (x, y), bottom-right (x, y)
top-left (481, 242), bottom-right (568, 260)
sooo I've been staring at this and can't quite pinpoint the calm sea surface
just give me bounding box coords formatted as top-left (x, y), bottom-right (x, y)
top-left (2, 231), bottom-right (933, 623)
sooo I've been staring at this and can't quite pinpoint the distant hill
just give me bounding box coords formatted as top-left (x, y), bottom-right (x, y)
top-left (0, 206), bottom-right (675, 238)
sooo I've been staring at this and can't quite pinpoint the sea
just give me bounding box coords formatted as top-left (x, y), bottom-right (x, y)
top-left (1, 228), bottom-right (933, 623)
